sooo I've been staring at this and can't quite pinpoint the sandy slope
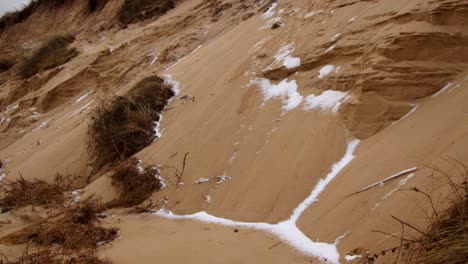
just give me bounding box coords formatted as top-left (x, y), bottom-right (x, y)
top-left (0, 0), bottom-right (467, 263)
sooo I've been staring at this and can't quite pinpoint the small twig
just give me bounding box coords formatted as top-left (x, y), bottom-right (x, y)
top-left (371, 230), bottom-right (414, 243)
top-left (268, 241), bottom-right (283, 250)
top-left (394, 221), bottom-right (404, 264)
top-left (391, 216), bottom-right (426, 236)
top-left (409, 187), bottom-right (440, 224)
top-left (347, 167), bottom-right (418, 196)
top-left (176, 152), bottom-right (189, 186)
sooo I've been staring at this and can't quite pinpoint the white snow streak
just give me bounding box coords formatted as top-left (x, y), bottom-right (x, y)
top-left (372, 173), bottom-right (415, 210)
top-left (166, 45), bottom-right (202, 71)
top-left (155, 139), bottom-right (361, 264)
top-left (75, 90), bottom-right (93, 103)
top-left (433, 83), bottom-right (453, 97)
top-left (345, 255), bottom-right (362, 261)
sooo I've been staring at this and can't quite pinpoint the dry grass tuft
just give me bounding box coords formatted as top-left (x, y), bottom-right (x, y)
top-left (0, 172), bottom-right (80, 208)
top-left (0, 0), bottom-right (75, 32)
top-left (87, 76), bottom-right (174, 170)
top-left (17, 34), bottom-right (78, 79)
top-left (118, 0), bottom-right (176, 25)
top-left (0, 59), bottom-right (14, 73)
top-left (106, 158), bottom-right (162, 208)
top-left (85, 0), bottom-right (108, 14)
top-left (1, 200), bottom-right (117, 250)
top-left (0, 248), bottom-right (111, 264)
top-left (403, 162), bottom-right (468, 264)
top-left (363, 161), bottom-right (468, 264)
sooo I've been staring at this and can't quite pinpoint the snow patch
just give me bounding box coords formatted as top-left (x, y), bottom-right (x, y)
top-left (318, 65), bottom-right (336, 78)
top-left (71, 189), bottom-right (82, 204)
top-left (270, 44), bottom-right (301, 69)
top-left (156, 175), bottom-right (167, 189)
top-left (151, 75), bottom-right (180, 141)
top-left (345, 255), bottom-right (362, 261)
top-left (256, 78), bottom-right (303, 111)
top-left (262, 3), bottom-right (278, 18)
top-left (163, 74), bottom-right (181, 96)
top-left (215, 175), bottom-right (232, 184)
top-left (204, 195), bottom-right (212, 204)
top-left (195, 178), bottom-right (210, 184)
top-left (304, 90), bottom-right (349, 113)
top-left (283, 56), bottom-right (301, 69)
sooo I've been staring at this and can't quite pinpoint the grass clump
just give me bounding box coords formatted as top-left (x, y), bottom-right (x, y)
top-left (0, 173), bottom-right (79, 208)
top-left (107, 158), bottom-right (162, 208)
top-left (0, 0), bottom-right (74, 32)
top-left (88, 76), bottom-right (174, 170)
top-left (17, 34), bottom-right (78, 79)
top-left (118, 0), bottom-right (176, 25)
top-left (0, 59), bottom-right (14, 73)
top-left (1, 200), bottom-right (118, 250)
top-left (0, 249), bottom-right (111, 264)
top-left (86, 0), bottom-right (108, 14)
top-left (364, 161), bottom-right (468, 264)
top-left (402, 163), bottom-right (468, 264)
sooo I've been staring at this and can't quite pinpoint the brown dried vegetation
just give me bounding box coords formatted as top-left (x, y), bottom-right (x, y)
top-left (107, 158), bottom-right (162, 208)
top-left (87, 76), bottom-right (174, 170)
top-left (1, 200), bottom-right (117, 250)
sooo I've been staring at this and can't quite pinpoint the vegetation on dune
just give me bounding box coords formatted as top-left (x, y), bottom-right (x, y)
top-left (87, 76), bottom-right (175, 171)
top-left (0, 0), bottom-right (106, 32)
top-left (0, 249), bottom-right (111, 264)
top-left (0, 173), bottom-right (80, 208)
top-left (118, 0), bottom-right (176, 25)
top-left (0, 0), bottom-right (73, 32)
top-left (0, 59), bottom-right (14, 73)
top-left (85, 0), bottom-right (108, 15)
top-left (361, 161), bottom-right (468, 264)
top-left (106, 158), bottom-right (162, 208)
top-left (1, 199), bottom-right (118, 250)
top-left (403, 163), bottom-right (468, 264)
top-left (17, 34), bottom-right (78, 79)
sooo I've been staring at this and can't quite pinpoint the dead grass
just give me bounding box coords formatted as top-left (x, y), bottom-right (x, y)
top-left (87, 76), bottom-right (174, 170)
top-left (118, 0), bottom-right (176, 25)
top-left (0, 59), bottom-right (14, 73)
top-left (0, 248), bottom-right (111, 264)
top-left (0, 173), bottom-right (80, 208)
top-left (1, 200), bottom-right (118, 250)
top-left (363, 161), bottom-right (468, 264)
top-left (402, 162), bottom-right (468, 264)
top-left (0, 0), bottom-right (75, 32)
top-left (106, 158), bottom-right (162, 208)
top-left (85, 0), bottom-right (108, 15)
top-left (17, 34), bottom-right (78, 79)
